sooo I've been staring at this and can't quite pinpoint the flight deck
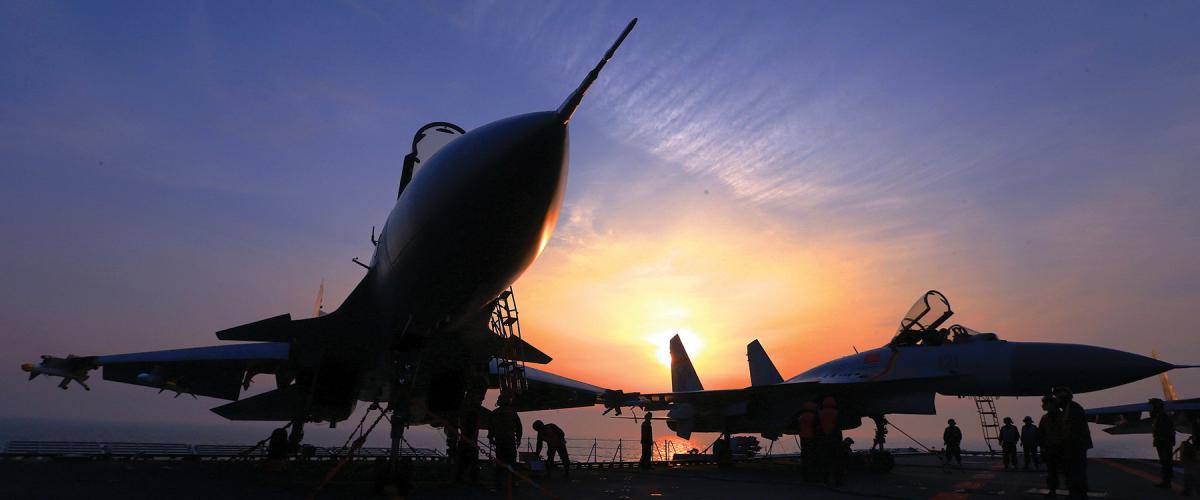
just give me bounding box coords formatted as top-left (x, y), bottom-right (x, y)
top-left (0, 443), bottom-right (1188, 499)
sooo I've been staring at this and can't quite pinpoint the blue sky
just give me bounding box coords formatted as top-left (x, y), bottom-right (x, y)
top-left (2, 1), bottom-right (1199, 452)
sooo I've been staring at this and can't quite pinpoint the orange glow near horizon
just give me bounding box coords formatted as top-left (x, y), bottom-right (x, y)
top-left (510, 192), bottom-right (910, 393)
top-left (648, 328), bottom-right (704, 368)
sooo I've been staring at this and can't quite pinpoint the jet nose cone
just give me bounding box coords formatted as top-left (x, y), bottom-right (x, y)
top-left (463, 111), bottom-right (569, 248)
top-left (1011, 342), bottom-right (1173, 395)
top-left (404, 110), bottom-right (569, 276)
top-left (439, 110), bottom-right (568, 198)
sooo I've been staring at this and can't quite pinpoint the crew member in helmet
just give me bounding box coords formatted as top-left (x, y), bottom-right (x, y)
top-left (943, 419), bottom-right (963, 466)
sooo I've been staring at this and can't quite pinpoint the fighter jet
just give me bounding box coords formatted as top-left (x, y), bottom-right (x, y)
top-left (22, 19), bottom-right (636, 457)
top-left (1085, 354), bottom-right (1200, 435)
top-left (606, 290), bottom-right (1196, 443)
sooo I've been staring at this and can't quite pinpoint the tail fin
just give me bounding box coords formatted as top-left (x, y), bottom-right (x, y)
top-left (670, 334), bottom-right (704, 392)
top-left (312, 279), bottom-right (326, 317)
top-left (1153, 350), bottom-right (1178, 401)
top-left (747, 339), bottom-right (783, 386)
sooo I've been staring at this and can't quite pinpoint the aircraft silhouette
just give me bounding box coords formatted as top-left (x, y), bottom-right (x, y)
top-left (23, 19), bottom-right (639, 464)
top-left (604, 290), bottom-right (1195, 446)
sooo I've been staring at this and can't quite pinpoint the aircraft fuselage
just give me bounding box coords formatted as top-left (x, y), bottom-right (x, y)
top-left (302, 112), bottom-right (571, 419)
top-left (669, 338), bottom-right (1173, 436)
top-left (370, 112), bottom-right (568, 337)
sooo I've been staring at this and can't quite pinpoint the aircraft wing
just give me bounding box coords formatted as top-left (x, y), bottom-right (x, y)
top-left (490, 360), bottom-right (612, 412)
top-left (1086, 399), bottom-right (1200, 420)
top-left (614, 372), bottom-right (958, 418)
top-left (635, 384), bottom-right (814, 407)
top-left (1086, 397), bottom-right (1200, 433)
top-left (1085, 402), bottom-right (1150, 423)
top-left (24, 342), bottom-right (290, 400)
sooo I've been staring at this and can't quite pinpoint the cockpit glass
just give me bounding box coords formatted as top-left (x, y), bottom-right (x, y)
top-left (410, 122), bottom-right (466, 178)
top-left (897, 290), bottom-right (952, 334)
top-left (414, 125), bottom-right (463, 163)
top-left (950, 324), bottom-right (980, 337)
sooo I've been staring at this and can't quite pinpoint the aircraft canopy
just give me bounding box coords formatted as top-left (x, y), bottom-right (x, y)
top-left (890, 291), bottom-right (1000, 346)
top-left (897, 290), bottom-right (952, 335)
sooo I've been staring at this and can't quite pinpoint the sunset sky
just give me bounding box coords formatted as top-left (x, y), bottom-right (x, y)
top-left (2, 1), bottom-right (1198, 454)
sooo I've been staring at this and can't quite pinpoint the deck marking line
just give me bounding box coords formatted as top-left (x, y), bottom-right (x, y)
top-left (1097, 458), bottom-right (1181, 494)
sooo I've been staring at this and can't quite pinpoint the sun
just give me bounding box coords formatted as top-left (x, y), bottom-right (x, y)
top-left (647, 328), bottom-right (704, 368)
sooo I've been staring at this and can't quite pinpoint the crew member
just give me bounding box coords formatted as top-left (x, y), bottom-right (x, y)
top-left (1151, 398), bottom-right (1176, 488)
top-left (1056, 386), bottom-right (1092, 499)
top-left (1038, 394), bottom-right (1066, 496)
top-left (943, 419), bottom-right (963, 467)
top-left (872, 415), bottom-right (889, 452)
top-left (713, 435), bottom-right (732, 468)
top-left (640, 412), bottom-right (654, 470)
top-left (819, 396), bottom-right (844, 486)
top-left (488, 397), bottom-right (522, 491)
top-left (456, 404), bottom-right (481, 484)
top-left (999, 417), bottom-right (1020, 469)
top-left (533, 420), bottom-right (570, 479)
top-left (798, 401), bottom-right (818, 481)
top-left (1020, 415), bottom-right (1040, 470)
top-left (265, 426), bottom-right (289, 471)
top-left (1179, 434), bottom-right (1197, 496)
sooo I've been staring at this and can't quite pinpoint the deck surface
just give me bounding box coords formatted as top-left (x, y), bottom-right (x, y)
top-left (0, 453), bottom-right (1188, 499)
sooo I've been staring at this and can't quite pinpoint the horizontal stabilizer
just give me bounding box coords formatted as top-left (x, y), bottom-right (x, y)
top-left (670, 334), bottom-right (704, 392)
top-left (211, 386), bottom-right (307, 421)
top-left (487, 335), bottom-right (552, 364)
top-left (747, 339), bottom-right (783, 386)
top-left (215, 314), bottom-right (293, 342)
top-left (509, 336), bottom-right (552, 364)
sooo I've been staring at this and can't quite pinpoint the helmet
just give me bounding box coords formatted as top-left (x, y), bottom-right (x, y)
top-left (532, 420), bottom-right (544, 430)
top-left (947, 419), bottom-right (956, 425)
top-left (1003, 417), bottom-right (1013, 424)
top-left (1023, 416), bottom-right (1033, 423)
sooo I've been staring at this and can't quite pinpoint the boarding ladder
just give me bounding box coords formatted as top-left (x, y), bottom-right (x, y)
top-left (973, 396), bottom-right (1000, 453)
top-left (490, 287), bottom-right (528, 395)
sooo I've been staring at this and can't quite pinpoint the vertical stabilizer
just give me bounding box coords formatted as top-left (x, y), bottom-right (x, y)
top-left (312, 279), bottom-right (326, 317)
top-left (1153, 350), bottom-right (1178, 401)
top-left (670, 334), bottom-right (704, 392)
top-left (747, 340), bottom-right (783, 386)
